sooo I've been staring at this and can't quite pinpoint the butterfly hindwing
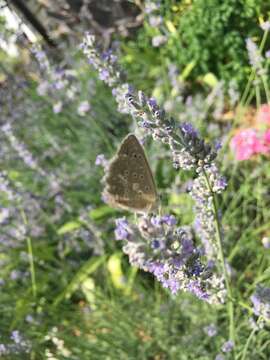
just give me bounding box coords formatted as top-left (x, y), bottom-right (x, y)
top-left (103, 134), bottom-right (157, 213)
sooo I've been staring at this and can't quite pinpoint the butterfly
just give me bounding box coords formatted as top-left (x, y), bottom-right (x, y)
top-left (102, 134), bottom-right (158, 213)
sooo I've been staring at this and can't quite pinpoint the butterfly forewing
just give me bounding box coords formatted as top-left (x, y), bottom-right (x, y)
top-left (103, 134), bottom-right (157, 213)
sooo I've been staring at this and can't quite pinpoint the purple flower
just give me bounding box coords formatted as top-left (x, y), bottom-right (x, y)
top-left (151, 239), bottom-right (161, 249)
top-left (101, 49), bottom-right (113, 61)
top-left (181, 238), bottom-right (194, 257)
top-left (148, 262), bottom-right (166, 280)
top-left (148, 97), bottom-right (158, 109)
top-left (162, 276), bottom-right (180, 294)
top-left (162, 214), bottom-right (177, 226)
top-left (215, 177), bottom-right (227, 191)
top-left (188, 280), bottom-right (209, 300)
top-left (251, 286), bottom-right (270, 319)
top-left (95, 154), bottom-right (108, 168)
top-left (150, 216), bottom-right (163, 227)
top-left (99, 69), bottom-right (110, 82)
top-left (203, 324), bottom-right (217, 337)
top-left (11, 330), bottom-right (22, 344)
top-left (115, 218), bottom-right (130, 240)
top-left (181, 122), bottom-right (198, 136)
top-left (221, 340), bottom-right (234, 353)
top-left (214, 140), bottom-right (222, 151)
top-left (215, 355), bottom-right (225, 360)
top-left (265, 50), bottom-right (270, 58)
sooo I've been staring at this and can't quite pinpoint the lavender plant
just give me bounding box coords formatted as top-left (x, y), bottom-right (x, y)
top-left (82, 34), bottom-right (235, 340)
top-left (32, 44), bottom-right (91, 116)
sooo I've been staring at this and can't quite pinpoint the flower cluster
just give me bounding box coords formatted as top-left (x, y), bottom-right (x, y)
top-left (213, 340), bottom-right (234, 360)
top-left (125, 91), bottom-right (217, 170)
top-left (86, 34), bottom-right (227, 301)
top-left (191, 164), bottom-right (227, 260)
top-left (80, 33), bottom-right (130, 113)
top-left (257, 103), bottom-right (270, 125)
top-left (246, 38), bottom-right (265, 76)
top-left (251, 285), bottom-right (270, 321)
top-left (114, 215), bottom-right (226, 304)
top-left (230, 104), bottom-right (270, 161)
top-left (231, 128), bottom-right (270, 160)
top-left (32, 45), bottom-right (91, 116)
top-left (80, 34), bottom-right (121, 86)
top-left (1, 122), bottom-right (61, 195)
top-left (0, 330), bottom-right (31, 356)
top-left (143, 1), bottom-right (167, 48)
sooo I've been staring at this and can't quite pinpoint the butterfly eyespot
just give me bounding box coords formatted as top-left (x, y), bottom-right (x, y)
top-left (132, 153), bottom-right (137, 158)
top-left (145, 186), bottom-right (150, 191)
top-left (133, 173), bottom-right (138, 178)
top-left (139, 174), bottom-right (144, 180)
top-left (138, 190), bottom-right (143, 196)
top-left (124, 170), bottom-right (129, 176)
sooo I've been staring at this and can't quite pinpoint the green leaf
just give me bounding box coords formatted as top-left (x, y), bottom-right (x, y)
top-left (57, 221), bottom-right (81, 235)
top-left (201, 73), bottom-right (219, 87)
top-left (179, 61), bottom-right (196, 81)
top-left (107, 253), bottom-right (125, 290)
top-left (89, 205), bottom-right (116, 221)
top-left (53, 255), bottom-right (106, 307)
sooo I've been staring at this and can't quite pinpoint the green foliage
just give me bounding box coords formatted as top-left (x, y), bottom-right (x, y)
top-left (174, 0), bottom-right (269, 86)
top-left (123, 0), bottom-right (270, 90)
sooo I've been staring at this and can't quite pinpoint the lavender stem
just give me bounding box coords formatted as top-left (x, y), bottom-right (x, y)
top-left (202, 168), bottom-right (235, 343)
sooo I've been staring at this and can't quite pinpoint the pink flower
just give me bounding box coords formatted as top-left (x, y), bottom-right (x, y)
top-left (230, 128), bottom-right (267, 160)
top-left (256, 104), bottom-right (270, 125)
top-left (263, 128), bottom-right (270, 145)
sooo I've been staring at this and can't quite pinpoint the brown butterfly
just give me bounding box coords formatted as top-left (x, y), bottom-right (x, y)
top-left (102, 134), bottom-right (158, 213)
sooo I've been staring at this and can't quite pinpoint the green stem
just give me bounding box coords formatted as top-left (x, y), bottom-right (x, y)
top-left (202, 169), bottom-right (235, 342)
top-left (261, 74), bottom-right (270, 103)
top-left (255, 85), bottom-right (261, 108)
top-left (239, 29), bottom-right (269, 107)
top-left (20, 209), bottom-right (37, 299)
top-left (240, 317), bottom-right (262, 360)
top-left (26, 236), bottom-right (37, 298)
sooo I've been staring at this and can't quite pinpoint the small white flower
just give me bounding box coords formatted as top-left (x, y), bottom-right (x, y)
top-left (152, 35), bottom-right (167, 47)
top-left (53, 101), bottom-right (63, 114)
top-left (37, 81), bottom-right (49, 96)
top-left (261, 21), bottom-right (270, 31)
top-left (0, 208), bottom-right (9, 224)
top-left (149, 15), bottom-right (163, 27)
top-left (262, 237), bottom-right (270, 249)
top-left (77, 101), bottom-right (90, 116)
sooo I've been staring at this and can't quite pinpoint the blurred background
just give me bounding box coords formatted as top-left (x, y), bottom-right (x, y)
top-left (0, 1), bottom-right (270, 359)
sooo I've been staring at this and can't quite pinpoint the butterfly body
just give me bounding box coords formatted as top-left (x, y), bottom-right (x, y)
top-left (103, 134), bottom-right (158, 213)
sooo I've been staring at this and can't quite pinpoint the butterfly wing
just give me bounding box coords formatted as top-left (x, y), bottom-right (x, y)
top-left (103, 134), bottom-right (158, 213)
